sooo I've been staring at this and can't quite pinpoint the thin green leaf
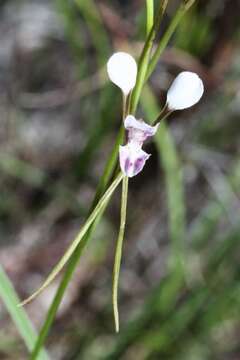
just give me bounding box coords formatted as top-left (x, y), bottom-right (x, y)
top-left (19, 172), bottom-right (124, 307)
top-left (0, 265), bottom-right (49, 360)
top-left (112, 176), bottom-right (129, 332)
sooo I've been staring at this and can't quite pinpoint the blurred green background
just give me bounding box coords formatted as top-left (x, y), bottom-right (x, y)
top-left (0, 0), bottom-right (240, 359)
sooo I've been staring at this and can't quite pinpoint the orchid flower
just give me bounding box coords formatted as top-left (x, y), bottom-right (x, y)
top-left (119, 115), bottom-right (159, 177)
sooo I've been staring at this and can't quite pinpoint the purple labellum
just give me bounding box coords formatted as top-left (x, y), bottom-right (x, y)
top-left (119, 143), bottom-right (150, 178)
top-left (119, 115), bottom-right (158, 177)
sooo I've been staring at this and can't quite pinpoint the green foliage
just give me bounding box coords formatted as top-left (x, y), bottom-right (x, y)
top-left (0, 265), bottom-right (49, 359)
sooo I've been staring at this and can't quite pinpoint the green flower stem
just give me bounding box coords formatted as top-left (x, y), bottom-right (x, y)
top-left (146, 0), bottom-right (154, 36)
top-left (126, 92), bottom-right (132, 116)
top-left (153, 108), bottom-right (173, 125)
top-left (122, 94), bottom-right (127, 119)
top-left (0, 265), bottom-right (49, 360)
top-left (130, 0), bottom-right (169, 114)
top-left (112, 176), bottom-right (129, 333)
top-left (146, 0), bottom-right (196, 80)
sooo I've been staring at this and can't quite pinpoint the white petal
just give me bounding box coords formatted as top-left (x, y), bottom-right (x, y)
top-left (167, 71), bottom-right (204, 110)
top-left (107, 52), bottom-right (137, 95)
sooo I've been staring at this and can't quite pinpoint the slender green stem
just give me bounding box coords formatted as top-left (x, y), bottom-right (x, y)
top-left (152, 103), bottom-right (168, 123)
top-left (153, 108), bottom-right (173, 125)
top-left (122, 93), bottom-right (127, 120)
top-left (130, 0), bottom-right (169, 114)
top-left (126, 92), bottom-right (132, 116)
top-left (146, 0), bottom-right (154, 36)
top-left (146, 0), bottom-right (196, 80)
top-left (0, 265), bottom-right (49, 360)
top-left (113, 176), bottom-right (129, 332)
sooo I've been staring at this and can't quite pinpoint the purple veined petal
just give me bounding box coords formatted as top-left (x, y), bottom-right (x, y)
top-left (119, 144), bottom-right (151, 178)
top-left (124, 115), bottom-right (159, 141)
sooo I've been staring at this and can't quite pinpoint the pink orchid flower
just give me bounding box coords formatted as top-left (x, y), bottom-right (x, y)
top-left (119, 115), bottom-right (159, 177)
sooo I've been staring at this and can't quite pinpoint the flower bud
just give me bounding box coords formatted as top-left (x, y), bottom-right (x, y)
top-left (167, 71), bottom-right (204, 110)
top-left (107, 52), bottom-right (137, 95)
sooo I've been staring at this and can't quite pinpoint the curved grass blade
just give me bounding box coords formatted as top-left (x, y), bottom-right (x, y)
top-left (112, 176), bottom-right (129, 332)
top-left (19, 172), bottom-right (124, 307)
top-left (0, 265), bottom-right (49, 360)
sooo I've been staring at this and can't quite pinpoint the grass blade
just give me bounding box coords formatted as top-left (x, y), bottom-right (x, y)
top-left (0, 265), bottom-right (49, 360)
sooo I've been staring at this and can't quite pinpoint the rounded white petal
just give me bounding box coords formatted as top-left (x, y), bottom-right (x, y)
top-left (167, 71), bottom-right (204, 110)
top-left (107, 52), bottom-right (137, 95)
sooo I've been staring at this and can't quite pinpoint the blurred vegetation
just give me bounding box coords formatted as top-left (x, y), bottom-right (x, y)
top-left (0, 0), bottom-right (240, 359)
